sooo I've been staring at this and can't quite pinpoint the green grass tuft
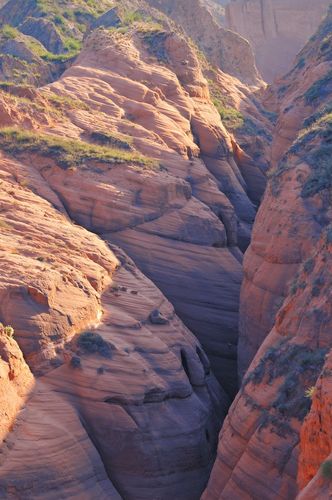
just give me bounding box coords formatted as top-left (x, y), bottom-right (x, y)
top-left (1, 25), bottom-right (19, 40)
top-left (90, 130), bottom-right (133, 150)
top-left (208, 79), bottom-right (244, 130)
top-left (321, 460), bottom-right (332, 480)
top-left (0, 127), bottom-right (156, 169)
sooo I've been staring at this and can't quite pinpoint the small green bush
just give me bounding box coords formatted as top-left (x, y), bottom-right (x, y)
top-left (208, 80), bottom-right (244, 130)
top-left (326, 226), bottom-right (332, 244)
top-left (244, 340), bottom-right (328, 421)
top-left (121, 10), bottom-right (144, 25)
top-left (303, 258), bottom-right (315, 274)
top-left (70, 355), bottom-right (81, 368)
top-left (321, 460), bottom-right (332, 479)
top-left (302, 144), bottom-right (332, 198)
top-left (0, 323), bottom-right (14, 337)
top-left (78, 331), bottom-right (112, 358)
top-left (304, 70), bottom-right (332, 104)
top-left (1, 25), bottom-right (19, 40)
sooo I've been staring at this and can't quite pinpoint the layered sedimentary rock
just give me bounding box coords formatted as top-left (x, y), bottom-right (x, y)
top-left (0, 0), bottom-right (271, 496)
top-left (0, 328), bottom-right (34, 442)
top-left (226, 0), bottom-right (331, 82)
top-left (239, 6), bottom-right (332, 377)
top-left (28, 25), bottom-right (267, 397)
top-left (145, 0), bottom-right (261, 84)
top-left (298, 351), bottom-right (332, 497)
top-left (203, 9), bottom-right (332, 499)
top-left (0, 140), bottom-right (225, 498)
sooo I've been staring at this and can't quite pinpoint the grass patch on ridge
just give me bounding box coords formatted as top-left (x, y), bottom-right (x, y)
top-left (0, 127), bottom-right (156, 169)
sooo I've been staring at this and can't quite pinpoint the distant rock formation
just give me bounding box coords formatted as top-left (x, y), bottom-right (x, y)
top-left (146, 0), bottom-right (262, 84)
top-left (226, 0), bottom-right (331, 82)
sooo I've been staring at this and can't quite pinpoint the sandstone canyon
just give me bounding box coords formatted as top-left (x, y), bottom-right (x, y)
top-left (0, 1), bottom-right (331, 499)
top-left (225, 0), bottom-right (332, 82)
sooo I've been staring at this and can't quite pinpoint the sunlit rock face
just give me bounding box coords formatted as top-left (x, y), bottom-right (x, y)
top-left (0, 0), bottom-right (266, 496)
top-left (203, 8), bottom-right (332, 499)
top-left (226, 0), bottom-right (331, 82)
top-left (146, 0), bottom-right (262, 84)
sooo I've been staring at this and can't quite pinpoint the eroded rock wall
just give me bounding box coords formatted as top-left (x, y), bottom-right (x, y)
top-left (146, 0), bottom-right (261, 84)
top-left (0, 141), bottom-right (225, 499)
top-left (203, 8), bottom-right (332, 499)
top-left (36, 27), bottom-right (262, 397)
top-left (0, 3), bottom-right (268, 497)
top-left (226, 0), bottom-right (331, 82)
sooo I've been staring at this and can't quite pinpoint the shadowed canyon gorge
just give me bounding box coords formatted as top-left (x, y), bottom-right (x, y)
top-left (0, 1), bottom-right (332, 499)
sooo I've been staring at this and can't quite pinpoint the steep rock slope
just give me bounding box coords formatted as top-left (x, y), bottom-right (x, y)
top-left (203, 9), bottom-right (332, 499)
top-left (226, 0), bottom-right (331, 82)
top-left (298, 350), bottom-right (332, 498)
top-left (0, 0), bottom-right (115, 85)
top-left (0, 110), bottom-right (225, 498)
top-left (203, 0), bottom-right (226, 25)
top-left (239, 6), bottom-right (332, 377)
top-left (0, 0), bottom-right (271, 396)
top-left (145, 0), bottom-right (261, 84)
top-left (0, 2), bottom-right (271, 497)
top-left (13, 23), bottom-right (266, 397)
top-left (0, 1), bottom-right (274, 497)
top-left (0, 326), bottom-right (33, 442)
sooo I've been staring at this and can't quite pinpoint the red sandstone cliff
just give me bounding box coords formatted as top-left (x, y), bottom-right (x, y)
top-left (2, 1), bottom-right (331, 498)
top-left (226, 0), bottom-right (331, 82)
top-left (203, 8), bottom-right (332, 499)
top-left (146, 0), bottom-right (262, 85)
top-left (0, 1), bottom-right (269, 497)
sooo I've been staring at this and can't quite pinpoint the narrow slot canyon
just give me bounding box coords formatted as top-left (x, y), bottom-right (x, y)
top-left (0, 1), bottom-right (332, 500)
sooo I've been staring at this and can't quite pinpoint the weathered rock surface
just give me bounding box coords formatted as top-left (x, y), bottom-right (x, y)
top-left (203, 0), bottom-right (226, 26)
top-left (145, 0), bottom-right (261, 84)
top-left (239, 7), bottom-right (332, 378)
top-left (298, 351), bottom-right (332, 496)
top-left (226, 0), bottom-right (331, 82)
top-left (0, 2), bottom-right (269, 496)
top-left (0, 149), bottom-right (226, 498)
top-left (203, 9), bottom-right (332, 499)
top-left (30, 26), bottom-right (265, 397)
top-left (20, 17), bottom-right (64, 54)
top-left (2, 1), bottom-right (332, 498)
top-left (0, 328), bottom-right (33, 443)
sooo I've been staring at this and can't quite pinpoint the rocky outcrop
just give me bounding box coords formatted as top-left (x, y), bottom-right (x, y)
top-left (26, 26), bottom-right (265, 398)
top-left (0, 328), bottom-right (34, 442)
top-left (203, 0), bottom-right (226, 26)
top-left (0, 0), bottom-right (114, 86)
top-left (298, 351), bottom-right (332, 496)
top-left (20, 17), bottom-right (64, 53)
top-left (239, 6), bottom-right (332, 378)
top-left (145, 0), bottom-right (261, 84)
top-left (226, 0), bottom-right (331, 82)
top-left (0, 1), bottom-right (270, 495)
top-left (3, 0), bottom-right (321, 497)
top-left (0, 144), bottom-right (225, 499)
top-left (203, 9), bottom-right (332, 499)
